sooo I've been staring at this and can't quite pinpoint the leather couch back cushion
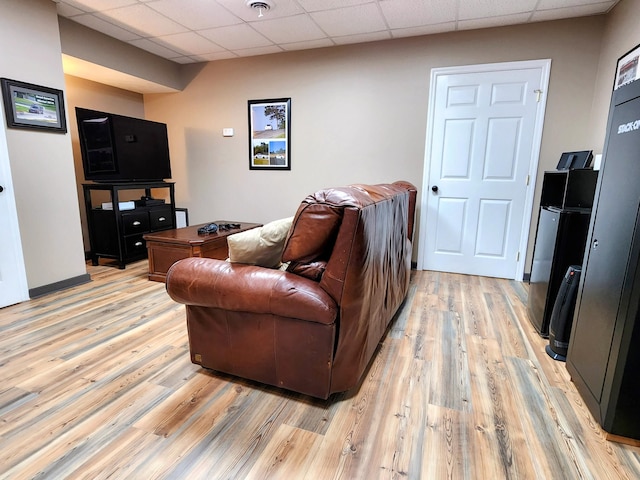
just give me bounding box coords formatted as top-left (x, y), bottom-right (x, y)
top-left (282, 203), bottom-right (343, 263)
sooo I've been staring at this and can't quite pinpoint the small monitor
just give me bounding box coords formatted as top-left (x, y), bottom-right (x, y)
top-left (556, 150), bottom-right (593, 170)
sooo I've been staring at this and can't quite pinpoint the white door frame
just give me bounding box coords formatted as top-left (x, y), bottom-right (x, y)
top-left (417, 59), bottom-right (551, 281)
top-left (0, 109), bottom-right (29, 307)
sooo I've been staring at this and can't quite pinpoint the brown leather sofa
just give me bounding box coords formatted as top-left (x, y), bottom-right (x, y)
top-left (166, 181), bottom-right (417, 399)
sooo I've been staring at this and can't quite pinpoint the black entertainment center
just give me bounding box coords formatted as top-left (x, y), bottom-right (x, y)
top-left (83, 182), bottom-right (175, 269)
top-left (77, 108), bottom-right (176, 268)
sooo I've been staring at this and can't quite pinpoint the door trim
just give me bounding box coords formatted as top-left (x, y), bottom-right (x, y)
top-left (0, 108), bottom-right (29, 306)
top-left (417, 59), bottom-right (551, 280)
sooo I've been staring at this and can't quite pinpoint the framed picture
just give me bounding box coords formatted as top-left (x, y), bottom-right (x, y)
top-left (615, 44), bottom-right (640, 90)
top-left (248, 98), bottom-right (290, 170)
top-left (0, 78), bottom-right (67, 133)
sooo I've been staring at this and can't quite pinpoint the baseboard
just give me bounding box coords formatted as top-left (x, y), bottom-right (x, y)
top-left (29, 273), bottom-right (92, 299)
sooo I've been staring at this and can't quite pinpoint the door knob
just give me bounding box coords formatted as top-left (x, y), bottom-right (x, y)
top-left (0, 185), bottom-right (3, 193)
top-left (431, 185), bottom-right (439, 193)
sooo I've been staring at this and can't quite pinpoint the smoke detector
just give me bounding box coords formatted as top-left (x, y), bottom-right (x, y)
top-left (246, 0), bottom-right (274, 18)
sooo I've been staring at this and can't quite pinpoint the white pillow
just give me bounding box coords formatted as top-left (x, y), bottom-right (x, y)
top-left (227, 217), bottom-right (293, 268)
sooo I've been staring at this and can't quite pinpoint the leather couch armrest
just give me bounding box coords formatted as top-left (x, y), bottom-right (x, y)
top-left (166, 257), bottom-right (338, 325)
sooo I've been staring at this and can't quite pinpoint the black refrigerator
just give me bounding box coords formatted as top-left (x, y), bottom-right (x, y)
top-left (527, 169), bottom-right (598, 336)
top-left (528, 207), bottom-right (591, 336)
top-left (567, 77), bottom-right (640, 441)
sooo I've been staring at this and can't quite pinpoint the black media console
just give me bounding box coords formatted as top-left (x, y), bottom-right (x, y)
top-left (83, 181), bottom-right (176, 269)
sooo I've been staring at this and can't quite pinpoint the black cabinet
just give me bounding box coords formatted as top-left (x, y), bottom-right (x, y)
top-left (83, 182), bottom-right (175, 268)
top-left (567, 79), bottom-right (640, 441)
top-left (527, 169), bottom-right (597, 336)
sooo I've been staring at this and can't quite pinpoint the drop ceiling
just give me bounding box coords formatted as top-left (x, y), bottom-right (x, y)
top-left (55, 0), bottom-right (619, 65)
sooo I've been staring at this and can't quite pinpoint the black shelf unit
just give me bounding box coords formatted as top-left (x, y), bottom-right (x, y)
top-left (527, 169), bottom-right (598, 336)
top-left (83, 181), bottom-right (176, 268)
top-left (567, 78), bottom-right (640, 441)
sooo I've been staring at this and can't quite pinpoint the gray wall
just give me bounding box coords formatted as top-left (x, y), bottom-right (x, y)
top-left (5, 0), bottom-right (638, 289)
top-left (0, 0), bottom-right (86, 290)
top-left (142, 16), bottom-right (605, 270)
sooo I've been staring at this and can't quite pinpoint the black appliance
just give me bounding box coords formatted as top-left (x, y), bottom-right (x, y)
top-left (546, 265), bottom-right (581, 361)
top-left (76, 107), bottom-right (171, 182)
top-left (567, 76), bottom-right (640, 441)
top-left (527, 169), bottom-right (597, 336)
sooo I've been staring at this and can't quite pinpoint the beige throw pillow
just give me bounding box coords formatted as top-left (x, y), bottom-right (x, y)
top-left (227, 217), bottom-right (293, 268)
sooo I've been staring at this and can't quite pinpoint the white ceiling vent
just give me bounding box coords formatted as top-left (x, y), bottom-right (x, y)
top-left (246, 0), bottom-right (274, 18)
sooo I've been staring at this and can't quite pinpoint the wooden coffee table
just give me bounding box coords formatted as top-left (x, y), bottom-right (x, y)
top-left (143, 221), bottom-right (261, 282)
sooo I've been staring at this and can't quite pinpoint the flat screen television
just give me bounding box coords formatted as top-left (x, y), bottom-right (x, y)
top-left (76, 107), bottom-right (172, 182)
top-left (556, 150), bottom-right (593, 170)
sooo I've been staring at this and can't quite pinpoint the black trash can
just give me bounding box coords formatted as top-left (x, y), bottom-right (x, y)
top-left (546, 265), bottom-right (582, 361)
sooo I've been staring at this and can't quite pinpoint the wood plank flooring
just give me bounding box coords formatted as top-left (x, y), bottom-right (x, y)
top-left (1, 261), bottom-right (639, 479)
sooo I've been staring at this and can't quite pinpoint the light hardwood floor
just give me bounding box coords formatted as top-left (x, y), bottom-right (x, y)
top-left (1, 260), bottom-right (639, 479)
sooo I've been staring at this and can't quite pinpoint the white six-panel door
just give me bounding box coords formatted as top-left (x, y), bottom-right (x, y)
top-left (419, 60), bottom-right (550, 279)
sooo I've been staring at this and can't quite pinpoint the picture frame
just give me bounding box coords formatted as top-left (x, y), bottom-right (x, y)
top-left (0, 78), bottom-right (67, 133)
top-left (248, 98), bottom-right (290, 170)
top-left (614, 44), bottom-right (640, 90)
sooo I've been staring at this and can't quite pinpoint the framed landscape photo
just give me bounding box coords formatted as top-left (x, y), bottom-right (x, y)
top-left (0, 78), bottom-right (67, 133)
top-left (248, 98), bottom-right (290, 170)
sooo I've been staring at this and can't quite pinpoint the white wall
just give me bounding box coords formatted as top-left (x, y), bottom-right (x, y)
top-left (0, 0), bottom-right (86, 290)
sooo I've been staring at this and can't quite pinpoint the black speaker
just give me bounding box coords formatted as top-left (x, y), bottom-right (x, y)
top-left (546, 265), bottom-right (582, 361)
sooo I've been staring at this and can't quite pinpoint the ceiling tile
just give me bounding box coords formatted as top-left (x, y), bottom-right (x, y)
top-left (146, 0), bottom-right (243, 30)
top-left (297, 0), bottom-right (373, 13)
top-left (60, 0), bottom-right (138, 12)
top-left (538, 0), bottom-right (613, 8)
top-left (154, 32), bottom-right (226, 55)
top-left (191, 52), bottom-right (238, 62)
top-left (311, 4), bottom-right (387, 37)
top-left (459, 0), bottom-right (539, 21)
top-left (128, 38), bottom-right (182, 58)
top-left (56, 0), bottom-right (622, 68)
top-left (234, 45), bottom-right (285, 57)
top-left (55, 3), bottom-right (86, 16)
top-left (199, 24), bottom-right (273, 50)
top-left (252, 15), bottom-right (327, 44)
top-left (166, 55), bottom-right (201, 64)
top-left (531, 2), bottom-right (615, 21)
top-left (69, 14), bottom-right (141, 42)
top-left (458, 13), bottom-right (532, 31)
top-left (280, 38), bottom-right (336, 51)
top-left (379, 0), bottom-right (458, 28)
top-left (391, 22), bottom-right (457, 38)
top-left (333, 31), bottom-right (392, 45)
top-left (96, 4), bottom-right (189, 37)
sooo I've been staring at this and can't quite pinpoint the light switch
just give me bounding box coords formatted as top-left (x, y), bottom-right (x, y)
top-left (223, 128), bottom-right (234, 137)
